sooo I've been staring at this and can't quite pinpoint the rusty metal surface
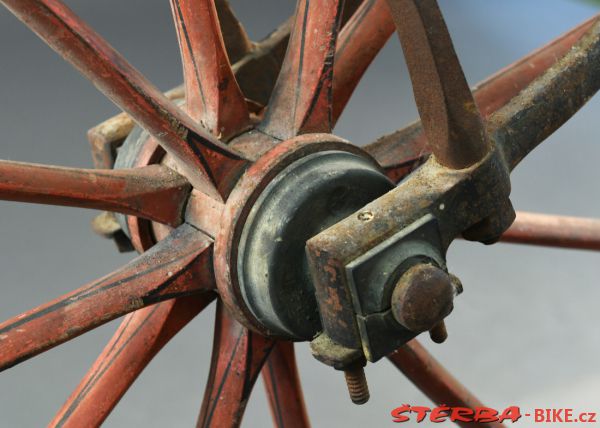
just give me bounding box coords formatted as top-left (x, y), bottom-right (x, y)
top-left (386, 0), bottom-right (490, 169)
top-left (491, 17), bottom-right (600, 170)
top-left (365, 14), bottom-right (599, 182)
top-left (2, 0), bottom-right (600, 424)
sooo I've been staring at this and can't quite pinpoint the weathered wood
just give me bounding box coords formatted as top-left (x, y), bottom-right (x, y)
top-left (1, 0), bottom-right (249, 198)
top-left (170, 0), bottom-right (250, 140)
top-left (51, 293), bottom-right (215, 428)
top-left (0, 161), bottom-right (191, 226)
top-left (500, 211), bottom-right (600, 251)
top-left (262, 342), bottom-right (310, 428)
top-left (215, 0), bottom-right (253, 64)
top-left (0, 224), bottom-right (214, 371)
top-left (197, 302), bottom-right (275, 428)
top-left (259, 0), bottom-right (345, 139)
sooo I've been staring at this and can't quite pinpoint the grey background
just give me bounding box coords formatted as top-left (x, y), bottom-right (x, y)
top-left (1, 0), bottom-right (599, 426)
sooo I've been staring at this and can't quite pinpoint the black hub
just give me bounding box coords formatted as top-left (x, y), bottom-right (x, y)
top-left (237, 150), bottom-right (394, 339)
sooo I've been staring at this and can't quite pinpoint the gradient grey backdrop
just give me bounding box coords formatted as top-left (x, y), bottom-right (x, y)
top-left (1, 0), bottom-right (599, 426)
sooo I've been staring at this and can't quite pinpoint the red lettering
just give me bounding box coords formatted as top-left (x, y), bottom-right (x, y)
top-left (411, 406), bottom-right (430, 423)
top-left (564, 408), bottom-right (573, 423)
top-left (552, 409), bottom-right (564, 422)
top-left (535, 409), bottom-right (545, 422)
top-left (499, 406), bottom-right (522, 423)
top-left (450, 407), bottom-right (474, 423)
top-left (474, 407), bottom-right (499, 423)
top-left (429, 406), bottom-right (450, 423)
top-left (391, 404), bottom-right (411, 423)
top-left (588, 412), bottom-right (597, 423)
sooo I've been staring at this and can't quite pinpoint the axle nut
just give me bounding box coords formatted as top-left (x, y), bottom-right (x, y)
top-left (391, 264), bottom-right (455, 333)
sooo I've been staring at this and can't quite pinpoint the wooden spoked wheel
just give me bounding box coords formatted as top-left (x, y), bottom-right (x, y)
top-left (1, 1), bottom-right (599, 427)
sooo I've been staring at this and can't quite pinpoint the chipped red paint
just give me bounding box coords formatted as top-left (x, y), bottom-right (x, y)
top-left (0, 161), bottom-right (191, 226)
top-left (1, 0), bottom-right (248, 198)
top-left (500, 212), bottom-right (600, 251)
top-left (0, 0), bottom-right (599, 425)
top-left (50, 293), bottom-right (215, 428)
top-left (170, 0), bottom-right (251, 140)
top-left (197, 302), bottom-right (275, 428)
top-left (0, 224), bottom-right (214, 371)
top-left (262, 341), bottom-right (311, 428)
top-left (260, 0), bottom-right (345, 139)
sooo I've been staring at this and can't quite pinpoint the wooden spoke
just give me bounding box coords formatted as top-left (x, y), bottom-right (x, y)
top-left (386, 0), bottom-right (489, 169)
top-left (491, 18), bottom-right (600, 170)
top-left (388, 340), bottom-right (505, 428)
top-left (197, 302), bottom-right (275, 428)
top-left (499, 211), bottom-right (600, 251)
top-left (214, 0), bottom-right (253, 64)
top-left (262, 342), bottom-right (310, 428)
top-left (51, 294), bottom-right (215, 428)
top-left (365, 15), bottom-right (600, 182)
top-left (1, 0), bottom-right (249, 198)
top-left (259, 0), bottom-right (345, 139)
top-left (0, 161), bottom-right (190, 226)
top-left (233, 0), bottom-right (364, 108)
top-left (170, 0), bottom-right (250, 140)
top-left (333, 0), bottom-right (395, 124)
top-left (233, 19), bottom-right (293, 107)
top-left (0, 224), bottom-right (214, 371)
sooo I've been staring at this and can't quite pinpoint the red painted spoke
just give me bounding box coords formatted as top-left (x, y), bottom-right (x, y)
top-left (386, 0), bottom-right (489, 169)
top-left (498, 211), bottom-right (600, 251)
top-left (365, 121), bottom-right (430, 183)
top-left (333, 0), bottom-right (395, 125)
top-left (491, 17), bottom-right (600, 170)
top-left (50, 294), bottom-right (215, 428)
top-left (262, 341), bottom-right (310, 428)
top-left (0, 161), bottom-right (190, 226)
top-left (388, 340), bottom-right (505, 428)
top-left (1, 0), bottom-right (248, 198)
top-left (214, 0), bottom-right (253, 64)
top-left (365, 15), bottom-right (599, 182)
top-left (170, 0), bottom-right (250, 140)
top-left (260, 0), bottom-right (345, 139)
top-left (197, 302), bottom-right (275, 428)
top-left (0, 224), bottom-right (214, 371)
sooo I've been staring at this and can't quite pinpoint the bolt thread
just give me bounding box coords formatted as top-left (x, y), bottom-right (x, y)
top-left (429, 321), bottom-right (448, 344)
top-left (344, 366), bottom-right (370, 405)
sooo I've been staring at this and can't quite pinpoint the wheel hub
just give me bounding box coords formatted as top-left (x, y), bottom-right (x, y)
top-left (214, 134), bottom-right (393, 338)
top-left (237, 143), bottom-right (393, 339)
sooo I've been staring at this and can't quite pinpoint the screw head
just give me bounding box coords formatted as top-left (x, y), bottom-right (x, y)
top-left (391, 264), bottom-right (455, 333)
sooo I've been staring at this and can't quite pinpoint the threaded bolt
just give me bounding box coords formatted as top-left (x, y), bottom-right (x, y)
top-left (344, 365), bottom-right (370, 405)
top-left (429, 320), bottom-right (448, 343)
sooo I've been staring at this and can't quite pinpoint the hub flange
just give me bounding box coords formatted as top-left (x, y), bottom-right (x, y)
top-left (214, 134), bottom-right (393, 338)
